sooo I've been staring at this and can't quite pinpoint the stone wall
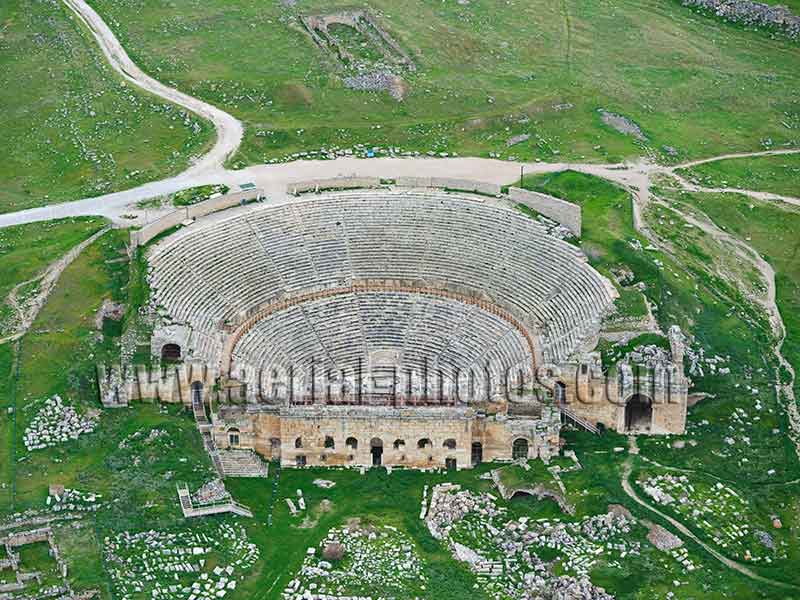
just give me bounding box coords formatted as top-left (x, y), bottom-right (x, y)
top-left (548, 351), bottom-right (688, 435)
top-left (395, 177), bottom-right (502, 197)
top-left (131, 189), bottom-right (264, 248)
top-left (287, 177), bottom-right (383, 195)
top-left (278, 409), bottom-right (472, 469)
top-left (97, 360), bottom-right (219, 407)
top-left (208, 403), bottom-right (561, 469)
top-left (508, 187), bottom-right (582, 237)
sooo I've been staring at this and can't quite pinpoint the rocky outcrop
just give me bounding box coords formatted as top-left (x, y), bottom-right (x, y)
top-left (683, 0), bottom-right (800, 39)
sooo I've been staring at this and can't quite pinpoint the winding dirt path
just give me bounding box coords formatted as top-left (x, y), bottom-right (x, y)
top-left (668, 171), bottom-right (800, 208)
top-left (646, 187), bottom-right (800, 460)
top-left (62, 0), bottom-right (243, 175)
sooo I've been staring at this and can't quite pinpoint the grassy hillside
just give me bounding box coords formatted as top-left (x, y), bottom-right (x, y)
top-left (677, 191), bottom-right (800, 400)
top-left (83, 0), bottom-right (800, 170)
top-left (0, 0), bottom-right (213, 214)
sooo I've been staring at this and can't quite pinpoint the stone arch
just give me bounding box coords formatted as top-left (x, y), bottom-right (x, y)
top-left (512, 437), bottom-right (529, 460)
top-left (443, 438), bottom-right (457, 450)
top-left (227, 427), bottom-right (240, 447)
top-left (324, 435), bottom-right (335, 449)
top-left (295, 436), bottom-right (303, 449)
top-left (393, 438), bottom-right (405, 450)
top-left (625, 393), bottom-right (653, 432)
top-left (417, 438), bottom-right (432, 450)
top-left (161, 343), bottom-right (181, 362)
top-left (346, 437), bottom-right (358, 450)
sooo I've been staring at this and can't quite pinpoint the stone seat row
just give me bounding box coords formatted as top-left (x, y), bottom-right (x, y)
top-left (148, 190), bottom-right (615, 365)
top-left (231, 290), bottom-right (530, 390)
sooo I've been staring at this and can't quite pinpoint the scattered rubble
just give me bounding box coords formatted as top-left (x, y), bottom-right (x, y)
top-left (23, 395), bottom-right (98, 451)
top-left (646, 523), bottom-right (684, 552)
top-left (639, 473), bottom-right (785, 562)
top-left (282, 523), bottom-right (425, 598)
top-left (682, 0), bottom-right (800, 39)
top-left (104, 523), bottom-right (259, 600)
top-left (424, 484), bottom-right (635, 598)
top-left (598, 109), bottom-right (647, 141)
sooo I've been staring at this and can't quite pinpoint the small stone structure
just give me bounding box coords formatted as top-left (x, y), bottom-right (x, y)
top-left (300, 10), bottom-right (415, 71)
top-left (0, 527), bottom-right (71, 598)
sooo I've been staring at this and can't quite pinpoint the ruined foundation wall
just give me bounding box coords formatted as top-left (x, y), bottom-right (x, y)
top-left (508, 187), bottom-right (582, 237)
top-left (276, 411), bottom-right (473, 469)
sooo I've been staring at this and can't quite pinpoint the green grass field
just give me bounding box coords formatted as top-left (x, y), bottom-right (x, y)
top-left (0, 0), bottom-right (214, 214)
top-left (674, 191), bottom-right (800, 401)
top-left (80, 0), bottom-right (800, 172)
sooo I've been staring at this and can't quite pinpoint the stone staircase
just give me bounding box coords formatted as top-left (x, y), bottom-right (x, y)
top-left (176, 483), bottom-right (253, 518)
top-left (559, 405), bottom-right (600, 435)
top-left (218, 449), bottom-right (269, 478)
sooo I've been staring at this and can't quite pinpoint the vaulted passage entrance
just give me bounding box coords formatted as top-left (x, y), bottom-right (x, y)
top-left (370, 438), bottom-right (383, 466)
top-left (471, 442), bottom-right (483, 466)
top-left (161, 343), bottom-right (181, 361)
top-left (512, 438), bottom-right (529, 460)
top-left (625, 394), bottom-right (653, 431)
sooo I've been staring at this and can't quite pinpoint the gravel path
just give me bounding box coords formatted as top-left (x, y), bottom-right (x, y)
top-left (62, 0), bottom-right (242, 175)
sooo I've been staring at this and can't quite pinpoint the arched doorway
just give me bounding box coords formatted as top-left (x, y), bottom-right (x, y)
top-left (512, 438), bottom-right (529, 460)
top-left (227, 428), bottom-right (240, 447)
top-left (625, 394), bottom-right (653, 431)
top-left (370, 438), bottom-right (383, 466)
top-left (161, 343), bottom-right (182, 362)
top-left (471, 442), bottom-right (483, 466)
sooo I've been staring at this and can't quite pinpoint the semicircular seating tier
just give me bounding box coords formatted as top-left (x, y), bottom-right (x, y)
top-left (146, 190), bottom-right (617, 371)
top-left (230, 289), bottom-right (533, 389)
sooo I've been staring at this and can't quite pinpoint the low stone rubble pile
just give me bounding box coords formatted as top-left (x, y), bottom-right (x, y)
top-left (626, 344), bottom-right (672, 369)
top-left (282, 523), bottom-right (426, 599)
top-left (682, 0), bottom-right (800, 38)
top-left (424, 484), bottom-right (630, 599)
top-left (104, 523), bottom-right (259, 600)
top-left (192, 479), bottom-right (230, 505)
top-left (531, 213), bottom-right (574, 241)
top-left (23, 395), bottom-right (98, 451)
top-left (47, 487), bottom-right (102, 513)
top-left (343, 71), bottom-right (405, 100)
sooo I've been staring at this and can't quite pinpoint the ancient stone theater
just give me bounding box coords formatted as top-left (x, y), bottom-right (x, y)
top-left (108, 179), bottom-right (688, 471)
